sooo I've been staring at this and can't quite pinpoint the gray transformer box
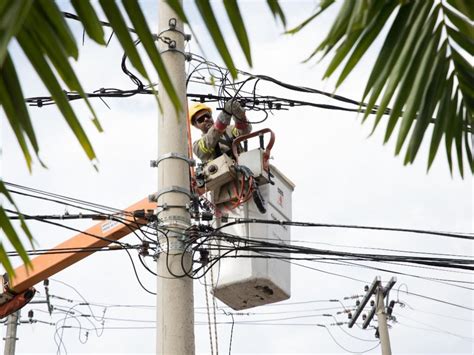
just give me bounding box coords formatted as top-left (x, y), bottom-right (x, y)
top-left (212, 164), bottom-right (295, 310)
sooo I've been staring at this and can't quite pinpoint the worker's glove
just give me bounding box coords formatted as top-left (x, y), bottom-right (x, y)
top-left (224, 99), bottom-right (246, 121)
top-left (215, 109), bottom-right (232, 131)
top-left (215, 99), bottom-right (240, 131)
top-left (228, 100), bottom-right (247, 129)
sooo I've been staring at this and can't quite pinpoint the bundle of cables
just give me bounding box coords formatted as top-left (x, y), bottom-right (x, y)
top-left (229, 165), bottom-right (266, 214)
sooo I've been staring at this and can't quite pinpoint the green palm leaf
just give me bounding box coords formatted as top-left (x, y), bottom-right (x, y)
top-left (0, 181), bottom-right (34, 278)
top-left (1, 0), bottom-right (472, 279)
top-left (0, 1), bottom-right (195, 272)
top-left (266, 0), bottom-right (286, 27)
top-left (0, 0), bottom-right (33, 66)
top-left (70, 0), bottom-right (106, 45)
top-left (290, 0), bottom-right (472, 176)
top-left (0, 52), bottom-right (36, 170)
top-left (223, 0), bottom-right (252, 66)
top-left (195, 0), bottom-right (237, 78)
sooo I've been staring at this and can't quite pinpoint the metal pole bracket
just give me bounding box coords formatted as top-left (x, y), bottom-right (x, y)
top-left (150, 152), bottom-right (195, 168)
top-left (149, 186), bottom-right (193, 203)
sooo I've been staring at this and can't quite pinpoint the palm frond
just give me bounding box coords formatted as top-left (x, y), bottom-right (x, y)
top-left (290, 0), bottom-right (473, 176)
top-left (0, 181), bottom-right (34, 278)
top-left (0, 0), bottom-right (182, 273)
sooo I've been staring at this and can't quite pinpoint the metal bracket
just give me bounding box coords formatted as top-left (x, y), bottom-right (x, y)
top-left (156, 237), bottom-right (193, 253)
top-left (149, 186), bottom-right (193, 202)
top-left (157, 215), bottom-right (190, 230)
top-left (150, 152), bottom-right (195, 168)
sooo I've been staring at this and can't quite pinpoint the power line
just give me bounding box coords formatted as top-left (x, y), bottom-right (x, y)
top-left (217, 218), bottom-right (474, 240)
top-left (317, 324), bottom-right (381, 354)
top-left (4, 181), bottom-right (129, 215)
top-left (402, 290), bottom-right (474, 311)
top-left (395, 314), bottom-right (474, 341)
top-left (396, 301), bottom-right (474, 323)
top-left (202, 231), bottom-right (474, 271)
top-left (4, 209), bottom-right (131, 247)
top-left (6, 245), bottom-right (137, 257)
top-left (323, 259), bottom-right (474, 289)
top-left (278, 238), bottom-right (474, 259)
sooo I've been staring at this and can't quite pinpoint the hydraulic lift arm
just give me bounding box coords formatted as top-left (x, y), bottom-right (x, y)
top-left (0, 197), bottom-right (155, 318)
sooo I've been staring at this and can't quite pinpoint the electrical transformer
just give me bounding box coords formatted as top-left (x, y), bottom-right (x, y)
top-left (212, 164), bottom-right (294, 310)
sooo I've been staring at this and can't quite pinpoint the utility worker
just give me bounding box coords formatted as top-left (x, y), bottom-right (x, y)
top-left (190, 100), bottom-right (251, 163)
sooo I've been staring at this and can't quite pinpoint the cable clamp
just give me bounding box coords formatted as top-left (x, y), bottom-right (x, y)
top-left (149, 186), bottom-right (193, 202)
top-left (150, 152), bottom-right (195, 168)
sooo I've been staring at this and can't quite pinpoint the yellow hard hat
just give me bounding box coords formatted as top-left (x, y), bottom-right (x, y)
top-left (189, 102), bottom-right (212, 123)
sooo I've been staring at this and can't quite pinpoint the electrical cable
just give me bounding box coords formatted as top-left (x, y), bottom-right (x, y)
top-left (402, 290), bottom-right (474, 311)
top-left (50, 279), bottom-right (108, 324)
top-left (23, 11), bottom-right (474, 135)
top-left (4, 182), bottom-right (129, 215)
top-left (216, 218), bottom-right (473, 240)
top-left (4, 209), bottom-right (131, 247)
top-left (204, 273), bottom-right (215, 355)
top-left (317, 324), bottom-right (381, 354)
top-left (274, 238), bottom-right (474, 259)
top-left (223, 311), bottom-right (234, 355)
top-left (123, 248), bottom-right (156, 296)
top-left (395, 320), bottom-right (474, 342)
top-left (138, 254), bottom-right (158, 276)
top-left (210, 266), bottom-right (220, 354)
top-left (6, 245), bottom-right (137, 257)
top-left (395, 314), bottom-right (474, 341)
top-left (328, 315), bottom-right (379, 343)
top-left (202, 231), bottom-right (474, 271)
top-left (396, 300), bottom-right (474, 323)
top-left (319, 259), bottom-right (474, 290)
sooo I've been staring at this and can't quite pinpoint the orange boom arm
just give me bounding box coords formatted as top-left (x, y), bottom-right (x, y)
top-left (0, 197), bottom-right (155, 318)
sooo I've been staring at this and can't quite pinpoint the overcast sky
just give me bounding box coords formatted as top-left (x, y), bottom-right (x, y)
top-left (2, 1), bottom-right (472, 354)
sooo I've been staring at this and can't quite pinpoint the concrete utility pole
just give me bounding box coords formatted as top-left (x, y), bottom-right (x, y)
top-left (3, 311), bottom-right (19, 355)
top-left (376, 287), bottom-right (392, 355)
top-left (348, 276), bottom-right (396, 355)
top-left (155, 1), bottom-right (195, 354)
